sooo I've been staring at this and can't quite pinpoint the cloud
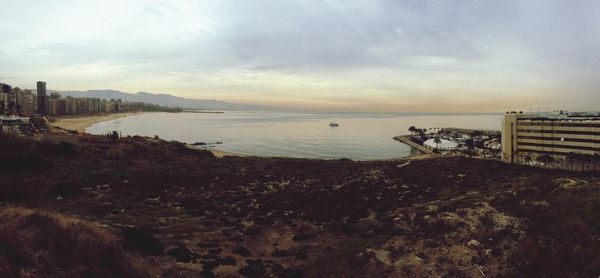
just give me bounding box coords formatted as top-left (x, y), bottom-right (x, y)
top-left (1, 0), bottom-right (599, 112)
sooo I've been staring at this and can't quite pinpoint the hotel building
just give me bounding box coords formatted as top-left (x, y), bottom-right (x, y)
top-left (502, 112), bottom-right (600, 171)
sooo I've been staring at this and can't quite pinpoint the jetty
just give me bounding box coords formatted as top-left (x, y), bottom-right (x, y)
top-left (393, 135), bottom-right (435, 155)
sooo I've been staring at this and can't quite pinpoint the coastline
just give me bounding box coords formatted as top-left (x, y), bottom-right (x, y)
top-left (210, 149), bottom-right (249, 158)
top-left (184, 143), bottom-right (249, 158)
top-left (51, 112), bottom-right (436, 161)
top-left (51, 112), bottom-right (143, 133)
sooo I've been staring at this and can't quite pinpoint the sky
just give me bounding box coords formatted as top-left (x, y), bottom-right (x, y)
top-left (1, 0), bottom-right (599, 112)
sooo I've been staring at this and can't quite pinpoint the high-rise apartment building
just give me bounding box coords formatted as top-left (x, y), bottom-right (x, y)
top-left (0, 83), bottom-right (11, 114)
top-left (36, 81), bottom-right (47, 115)
top-left (64, 96), bottom-right (76, 114)
top-left (48, 99), bottom-right (59, 115)
top-left (16, 90), bottom-right (35, 115)
top-left (0, 83), bottom-right (11, 94)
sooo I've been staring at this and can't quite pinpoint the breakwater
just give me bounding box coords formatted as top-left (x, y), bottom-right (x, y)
top-left (393, 135), bottom-right (435, 155)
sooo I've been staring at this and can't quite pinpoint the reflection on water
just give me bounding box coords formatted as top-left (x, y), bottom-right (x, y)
top-left (86, 111), bottom-right (503, 160)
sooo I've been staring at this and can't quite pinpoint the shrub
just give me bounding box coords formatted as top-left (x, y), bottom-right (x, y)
top-left (29, 115), bottom-right (47, 130)
top-left (106, 148), bottom-right (126, 160)
top-left (108, 131), bottom-right (120, 143)
top-left (0, 150), bottom-right (46, 172)
top-left (34, 141), bottom-right (78, 156)
top-left (0, 179), bottom-right (37, 202)
top-left (303, 238), bottom-right (389, 277)
top-left (508, 220), bottom-right (600, 277)
top-left (0, 133), bottom-right (32, 150)
top-left (536, 154), bottom-right (554, 163)
top-left (53, 141), bottom-right (78, 155)
top-left (121, 227), bottom-right (164, 255)
top-left (0, 207), bottom-right (148, 277)
top-left (51, 181), bottom-right (84, 197)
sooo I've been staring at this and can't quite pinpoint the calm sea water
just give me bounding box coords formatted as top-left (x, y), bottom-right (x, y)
top-left (86, 111), bottom-right (503, 160)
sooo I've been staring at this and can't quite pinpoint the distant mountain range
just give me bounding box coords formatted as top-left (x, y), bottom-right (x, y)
top-left (54, 90), bottom-right (254, 111)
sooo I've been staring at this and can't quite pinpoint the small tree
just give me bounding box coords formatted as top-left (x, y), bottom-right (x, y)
top-left (29, 115), bottom-right (47, 131)
top-left (408, 126), bottom-right (416, 136)
top-left (470, 130), bottom-right (482, 139)
top-left (434, 137), bottom-right (442, 149)
top-left (108, 131), bottom-right (119, 143)
top-left (465, 138), bottom-right (474, 149)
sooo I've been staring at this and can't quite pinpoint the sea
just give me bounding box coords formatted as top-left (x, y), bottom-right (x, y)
top-left (86, 111), bottom-right (503, 160)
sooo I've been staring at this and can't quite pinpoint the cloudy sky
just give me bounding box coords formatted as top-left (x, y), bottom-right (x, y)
top-left (1, 0), bottom-right (599, 112)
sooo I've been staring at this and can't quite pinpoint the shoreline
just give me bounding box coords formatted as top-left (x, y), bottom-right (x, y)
top-left (210, 149), bottom-right (249, 158)
top-left (51, 113), bottom-right (432, 161)
top-left (184, 144), bottom-right (249, 158)
top-left (51, 112), bottom-right (143, 133)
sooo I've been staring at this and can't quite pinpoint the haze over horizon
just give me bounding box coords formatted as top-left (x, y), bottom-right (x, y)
top-left (1, 0), bottom-right (599, 113)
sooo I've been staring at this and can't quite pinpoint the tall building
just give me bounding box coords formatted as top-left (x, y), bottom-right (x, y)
top-left (502, 112), bottom-right (600, 171)
top-left (0, 83), bottom-right (11, 114)
top-left (36, 81), bottom-right (47, 115)
top-left (0, 83), bottom-right (11, 94)
top-left (104, 99), bottom-right (121, 113)
top-left (48, 99), bottom-right (59, 115)
top-left (92, 98), bottom-right (101, 113)
top-left (16, 90), bottom-right (35, 115)
top-left (58, 99), bottom-right (66, 115)
top-left (64, 96), bottom-right (76, 114)
top-left (0, 92), bottom-right (7, 114)
top-left (122, 101), bottom-right (145, 112)
top-left (50, 92), bottom-right (61, 100)
top-left (79, 98), bottom-right (89, 113)
top-left (74, 98), bottom-right (97, 114)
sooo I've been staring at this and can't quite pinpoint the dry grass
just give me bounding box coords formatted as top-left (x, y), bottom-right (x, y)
top-left (0, 207), bottom-right (148, 277)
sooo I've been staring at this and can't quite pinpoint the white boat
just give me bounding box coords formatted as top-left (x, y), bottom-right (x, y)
top-left (329, 122), bottom-right (339, 127)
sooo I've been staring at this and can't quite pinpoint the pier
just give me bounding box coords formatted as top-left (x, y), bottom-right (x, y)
top-left (393, 135), bottom-right (435, 155)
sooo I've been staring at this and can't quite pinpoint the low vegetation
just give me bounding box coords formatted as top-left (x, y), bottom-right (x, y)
top-left (0, 132), bottom-right (598, 277)
top-left (0, 207), bottom-right (149, 277)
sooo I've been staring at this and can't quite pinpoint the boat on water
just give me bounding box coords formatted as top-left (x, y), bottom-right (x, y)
top-left (329, 122), bottom-right (339, 127)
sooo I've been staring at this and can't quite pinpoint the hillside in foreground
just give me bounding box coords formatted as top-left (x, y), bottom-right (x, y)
top-left (0, 133), bottom-right (598, 277)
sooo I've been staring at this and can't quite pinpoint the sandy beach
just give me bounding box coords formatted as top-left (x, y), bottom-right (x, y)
top-left (52, 112), bottom-right (142, 133)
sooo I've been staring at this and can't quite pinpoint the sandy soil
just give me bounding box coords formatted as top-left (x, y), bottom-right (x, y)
top-left (52, 112), bottom-right (142, 133)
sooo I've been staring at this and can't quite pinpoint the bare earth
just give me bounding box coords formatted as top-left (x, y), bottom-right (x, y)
top-left (1, 133), bottom-right (598, 277)
top-left (52, 112), bottom-right (142, 132)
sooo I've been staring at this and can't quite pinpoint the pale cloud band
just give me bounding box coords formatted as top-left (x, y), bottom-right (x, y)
top-left (1, 0), bottom-right (599, 112)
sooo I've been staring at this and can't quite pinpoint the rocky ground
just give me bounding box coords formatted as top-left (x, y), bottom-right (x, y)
top-left (0, 132), bottom-right (599, 277)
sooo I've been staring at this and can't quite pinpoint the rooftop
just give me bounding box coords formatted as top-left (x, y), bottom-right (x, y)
top-left (507, 111), bottom-right (600, 122)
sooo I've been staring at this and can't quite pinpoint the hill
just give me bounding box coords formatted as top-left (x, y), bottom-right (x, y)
top-left (56, 89), bottom-right (254, 110)
top-left (0, 131), bottom-right (598, 277)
